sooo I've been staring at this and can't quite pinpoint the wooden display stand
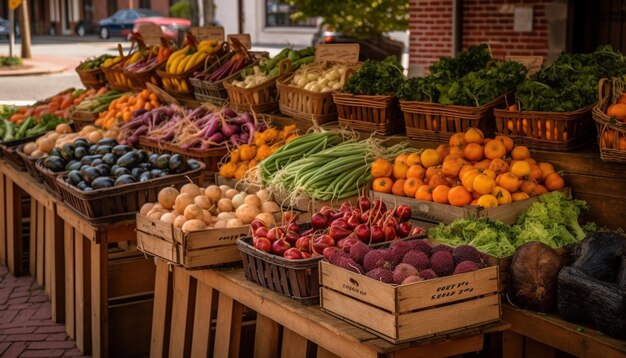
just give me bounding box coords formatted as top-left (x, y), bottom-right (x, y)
top-left (0, 160), bottom-right (65, 322)
top-left (56, 203), bottom-right (156, 358)
top-left (501, 305), bottom-right (626, 358)
top-left (150, 258), bottom-right (509, 358)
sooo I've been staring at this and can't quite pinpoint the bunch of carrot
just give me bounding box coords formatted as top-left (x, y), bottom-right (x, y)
top-left (94, 89), bottom-right (161, 129)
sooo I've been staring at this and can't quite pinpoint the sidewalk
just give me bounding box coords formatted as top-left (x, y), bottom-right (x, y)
top-left (0, 55), bottom-right (72, 77)
top-left (0, 266), bottom-right (87, 358)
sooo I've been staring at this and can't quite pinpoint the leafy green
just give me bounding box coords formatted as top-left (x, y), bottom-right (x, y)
top-left (428, 217), bottom-right (516, 257)
top-left (343, 56), bottom-right (404, 95)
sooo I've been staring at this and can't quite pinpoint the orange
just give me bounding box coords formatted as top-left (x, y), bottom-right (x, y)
top-left (436, 144), bottom-right (450, 158)
top-left (529, 165), bottom-right (543, 181)
top-left (511, 192), bottom-right (530, 202)
top-left (432, 185), bottom-right (451, 204)
top-left (499, 173), bottom-right (521, 193)
top-left (448, 186), bottom-right (472, 207)
top-left (464, 128), bottom-right (484, 144)
top-left (524, 158), bottom-right (537, 165)
top-left (472, 174), bottom-right (496, 195)
top-left (415, 185), bottom-right (433, 202)
top-left (391, 179), bottom-right (406, 196)
top-left (428, 174), bottom-right (448, 189)
top-left (495, 135), bottom-right (514, 153)
top-left (458, 164), bottom-right (475, 181)
top-left (607, 103), bottom-right (626, 120)
top-left (484, 139), bottom-right (506, 160)
top-left (372, 177), bottom-right (393, 193)
top-left (461, 170), bottom-right (481, 192)
top-left (403, 178), bottom-right (423, 197)
top-left (538, 162), bottom-right (555, 179)
top-left (544, 172), bottom-right (565, 191)
top-left (520, 180), bottom-right (539, 196)
top-left (474, 159), bottom-right (492, 170)
top-left (449, 144), bottom-right (465, 157)
top-left (425, 166), bottom-right (442, 180)
top-left (371, 158), bottom-right (392, 178)
top-left (482, 169), bottom-right (497, 180)
top-left (535, 184), bottom-right (548, 195)
top-left (449, 133), bottom-right (466, 147)
top-left (464, 143), bottom-right (484, 161)
top-left (470, 199), bottom-right (479, 206)
top-left (511, 146), bottom-right (531, 160)
top-left (394, 154), bottom-right (408, 165)
top-left (441, 159), bottom-right (462, 178)
top-left (392, 163), bottom-right (409, 179)
top-left (491, 186), bottom-right (512, 205)
top-left (406, 153), bottom-right (422, 166)
top-left (406, 165), bottom-right (426, 180)
top-left (510, 160), bottom-right (531, 178)
top-left (421, 149), bottom-right (443, 168)
top-left (489, 158), bottom-right (509, 175)
top-left (477, 194), bottom-right (499, 208)
top-left (618, 94), bottom-right (626, 104)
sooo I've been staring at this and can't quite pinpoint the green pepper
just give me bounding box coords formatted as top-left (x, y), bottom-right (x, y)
top-left (3, 119), bottom-right (15, 142)
top-left (15, 116), bottom-right (35, 140)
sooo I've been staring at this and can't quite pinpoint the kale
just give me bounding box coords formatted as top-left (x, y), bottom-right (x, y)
top-left (343, 56), bottom-right (405, 96)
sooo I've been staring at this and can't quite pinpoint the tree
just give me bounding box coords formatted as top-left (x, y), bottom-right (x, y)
top-left (282, 0), bottom-right (408, 39)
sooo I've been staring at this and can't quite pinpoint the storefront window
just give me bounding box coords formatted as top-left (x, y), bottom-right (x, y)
top-left (265, 0), bottom-right (316, 27)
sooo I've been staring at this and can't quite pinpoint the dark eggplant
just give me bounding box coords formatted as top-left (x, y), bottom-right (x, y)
top-left (59, 144), bottom-right (75, 162)
top-left (97, 138), bottom-right (117, 147)
top-left (65, 160), bottom-right (79, 171)
top-left (91, 177), bottom-right (115, 190)
top-left (137, 150), bottom-right (148, 163)
top-left (81, 154), bottom-right (102, 165)
top-left (150, 169), bottom-right (163, 177)
top-left (67, 170), bottom-right (83, 186)
top-left (131, 167), bottom-right (145, 178)
top-left (73, 146), bottom-right (88, 160)
top-left (114, 174), bottom-right (136, 186)
top-left (73, 139), bottom-right (90, 149)
top-left (94, 145), bottom-right (113, 155)
top-left (155, 154), bottom-right (171, 169)
top-left (102, 153), bottom-right (117, 166)
top-left (139, 172), bottom-right (153, 182)
top-left (43, 156), bottom-right (66, 172)
top-left (138, 162), bottom-right (152, 170)
top-left (113, 167), bottom-right (131, 178)
top-left (187, 160), bottom-right (201, 170)
top-left (49, 148), bottom-right (61, 158)
top-left (148, 153), bottom-right (159, 167)
top-left (91, 159), bottom-right (104, 167)
top-left (168, 154), bottom-right (188, 173)
top-left (117, 151), bottom-right (140, 169)
top-left (88, 144), bottom-right (98, 154)
top-left (79, 166), bottom-right (101, 183)
top-left (111, 144), bottom-right (131, 156)
top-left (76, 181), bottom-right (90, 191)
top-left (95, 164), bottom-right (110, 177)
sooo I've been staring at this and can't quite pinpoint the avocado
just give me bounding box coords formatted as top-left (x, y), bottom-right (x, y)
top-left (43, 156), bottom-right (66, 172)
top-left (114, 174), bottom-right (136, 186)
top-left (169, 154), bottom-right (188, 173)
top-left (91, 177), bottom-right (115, 190)
top-left (80, 166), bottom-right (100, 183)
top-left (117, 151), bottom-right (140, 169)
top-left (156, 154), bottom-right (171, 169)
top-left (67, 170), bottom-right (83, 186)
top-left (102, 153), bottom-right (117, 166)
top-left (111, 144), bottom-right (131, 157)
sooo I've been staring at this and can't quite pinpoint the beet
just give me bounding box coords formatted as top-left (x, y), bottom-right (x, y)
top-left (509, 242), bottom-right (563, 313)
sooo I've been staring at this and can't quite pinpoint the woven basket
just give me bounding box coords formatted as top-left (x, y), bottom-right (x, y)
top-left (276, 75), bottom-right (339, 124)
top-left (401, 94), bottom-right (508, 143)
top-left (75, 67), bottom-right (107, 89)
top-left (0, 134), bottom-right (46, 170)
top-left (16, 145), bottom-right (43, 182)
top-left (69, 110), bottom-right (98, 130)
top-left (592, 78), bottom-right (626, 163)
top-left (125, 61), bottom-right (164, 91)
top-left (55, 162), bottom-right (205, 224)
top-left (493, 105), bottom-right (594, 151)
top-left (333, 92), bottom-right (403, 135)
top-left (35, 159), bottom-right (64, 198)
top-left (223, 59), bottom-right (292, 113)
top-left (190, 54), bottom-right (262, 104)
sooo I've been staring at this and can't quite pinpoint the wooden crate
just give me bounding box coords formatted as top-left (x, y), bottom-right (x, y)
top-left (370, 189), bottom-right (570, 225)
top-left (319, 261), bottom-right (501, 343)
top-left (135, 213), bottom-right (248, 269)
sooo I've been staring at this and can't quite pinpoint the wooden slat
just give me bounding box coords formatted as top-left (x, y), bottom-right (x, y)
top-left (190, 282), bottom-right (215, 358)
top-left (74, 230), bottom-right (91, 354)
top-left (502, 331), bottom-right (524, 358)
top-left (0, 168), bottom-right (7, 267)
top-left (150, 259), bottom-right (173, 358)
top-left (29, 198), bottom-right (36, 279)
top-left (317, 346), bottom-right (341, 358)
top-left (214, 293), bottom-right (244, 358)
top-left (64, 223), bottom-right (75, 339)
top-left (108, 256), bottom-right (155, 298)
top-left (6, 177), bottom-right (23, 275)
top-left (525, 337), bottom-right (556, 358)
top-left (91, 240), bottom-right (108, 358)
top-left (281, 328), bottom-right (309, 358)
top-left (168, 266), bottom-right (196, 358)
top-left (44, 206), bottom-right (52, 299)
top-left (390, 334), bottom-right (484, 358)
top-left (36, 201), bottom-right (44, 286)
top-left (50, 209), bottom-right (65, 323)
top-left (253, 313), bottom-right (281, 358)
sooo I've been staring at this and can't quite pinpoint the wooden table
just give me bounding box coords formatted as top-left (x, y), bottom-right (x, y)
top-left (0, 160), bottom-right (65, 321)
top-left (150, 259), bottom-right (509, 358)
top-left (56, 202), bottom-right (156, 358)
top-left (502, 305), bottom-right (626, 358)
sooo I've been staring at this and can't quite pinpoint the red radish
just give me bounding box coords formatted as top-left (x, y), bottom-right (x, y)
top-left (255, 237), bottom-right (271, 253)
top-left (282, 211), bottom-right (299, 224)
top-left (397, 222), bottom-right (412, 238)
top-left (284, 231), bottom-right (299, 245)
top-left (313, 235), bottom-right (335, 254)
top-left (329, 210), bottom-right (344, 221)
top-left (322, 246), bottom-right (338, 260)
top-left (319, 206), bottom-right (334, 217)
top-left (383, 223), bottom-right (397, 241)
top-left (301, 228), bottom-right (314, 236)
top-left (250, 219), bottom-right (266, 231)
top-left (302, 252), bottom-right (311, 259)
top-left (381, 216), bottom-right (398, 228)
top-left (339, 202), bottom-right (352, 213)
top-left (354, 224), bottom-right (371, 242)
top-left (358, 196), bottom-right (371, 211)
top-left (295, 235), bottom-right (312, 253)
top-left (271, 239), bottom-right (291, 256)
top-left (311, 213), bottom-right (328, 229)
top-left (283, 248), bottom-right (304, 260)
top-left (330, 218), bottom-right (349, 230)
top-left (267, 227), bottom-right (285, 242)
top-left (345, 214), bottom-right (360, 229)
top-left (254, 226), bottom-right (269, 238)
top-left (329, 225), bottom-right (351, 240)
top-left (287, 222), bottom-right (300, 234)
top-left (372, 199), bottom-right (387, 213)
top-left (370, 225), bottom-right (385, 243)
top-left (394, 205), bottom-right (412, 222)
top-left (360, 211), bottom-right (370, 223)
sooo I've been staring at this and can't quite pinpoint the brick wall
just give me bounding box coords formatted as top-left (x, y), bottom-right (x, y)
top-left (409, 0), bottom-right (551, 75)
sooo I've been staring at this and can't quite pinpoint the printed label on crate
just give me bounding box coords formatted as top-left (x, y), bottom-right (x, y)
top-left (136, 214), bottom-right (173, 241)
top-left (191, 26), bottom-right (225, 42)
top-left (315, 44), bottom-right (360, 63)
top-left (139, 24), bottom-right (163, 47)
top-left (431, 280), bottom-right (474, 300)
top-left (227, 33), bottom-right (252, 49)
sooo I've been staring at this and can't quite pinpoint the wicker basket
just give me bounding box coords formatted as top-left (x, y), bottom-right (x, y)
top-left (75, 67), bottom-right (107, 89)
top-left (276, 77), bottom-right (339, 124)
top-left (223, 59), bottom-right (292, 113)
top-left (35, 159), bottom-right (64, 198)
top-left (69, 110), bottom-right (98, 130)
top-left (16, 145), bottom-right (42, 182)
top-left (0, 134), bottom-right (46, 170)
top-left (125, 62), bottom-right (164, 91)
top-left (102, 62), bottom-right (133, 92)
top-left (190, 54), bottom-right (262, 104)
top-left (401, 94), bottom-right (508, 143)
top-left (592, 79), bottom-right (626, 163)
top-left (238, 234), bottom-right (320, 305)
top-left (55, 162), bottom-right (205, 224)
top-left (138, 137), bottom-right (227, 182)
top-left (494, 102), bottom-right (595, 151)
top-left (333, 92), bottom-right (403, 135)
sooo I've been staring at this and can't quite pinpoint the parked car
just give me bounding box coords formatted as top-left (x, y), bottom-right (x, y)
top-left (96, 8), bottom-right (189, 40)
top-left (0, 17), bottom-right (19, 39)
top-left (133, 16), bottom-right (190, 41)
top-left (312, 28), bottom-right (404, 62)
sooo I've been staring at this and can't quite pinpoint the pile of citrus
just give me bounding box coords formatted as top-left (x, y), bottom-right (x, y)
top-left (371, 128), bottom-right (565, 208)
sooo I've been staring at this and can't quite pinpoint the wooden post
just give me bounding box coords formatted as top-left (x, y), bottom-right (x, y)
top-left (150, 259), bottom-right (173, 358)
top-left (18, 0), bottom-right (32, 59)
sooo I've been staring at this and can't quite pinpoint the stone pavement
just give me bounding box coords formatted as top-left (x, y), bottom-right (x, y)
top-left (0, 266), bottom-right (88, 358)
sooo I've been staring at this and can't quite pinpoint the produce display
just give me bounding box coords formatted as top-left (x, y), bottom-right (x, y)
top-left (250, 196), bottom-right (426, 260)
top-left (230, 47), bottom-right (315, 89)
top-left (192, 47), bottom-right (256, 83)
top-left (6, 88), bottom-right (96, 124)
top-left (343, 56), bottom-right (404, 96)
top-left (42, 138), bottom-right (201, 191)
top-left (22, 124), bottom-right (113, 159)
top-left (1, 113), bottom-right (70, 143)
top-left (219, 124), bottom-right (299, 180)
top-left (141, 184), bottom-right (282, 232)
top-left (76, 54), bottom-right (116, 71)
top-left (94, 89), bottom-right (161, 130)
top-left (286, 62), bottom-right (355, 93)
top-left (398, 44), bottom-right (527, 106)
top-left (120, 105), bottom-right (258, 148)
top-left (371, 128), bottom-right (565, 208)
top-left (429, 191), bottom-right (589, 257)
top-left (71, 89), bottom-right (127, 114)
top-left (162, 38), bottom-right (224, 92)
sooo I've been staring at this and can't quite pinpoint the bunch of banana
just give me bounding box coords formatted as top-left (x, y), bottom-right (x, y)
top-left (197, 39), bottom-right (220, 54)
top-left (102, 55), bottom-right (123, 68)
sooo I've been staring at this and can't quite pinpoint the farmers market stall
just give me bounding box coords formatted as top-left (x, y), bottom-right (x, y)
top-left (0, 27), bottom-right (625, 358)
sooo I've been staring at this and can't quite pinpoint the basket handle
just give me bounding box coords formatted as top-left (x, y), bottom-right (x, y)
top-left (278, 59), bottom-right (292, 76)
top-left (340, 67), bottom-right (355, 86)
top-left (117, 43), bottom-right (124, 57)
top-left (598, 78), bottom-right (611, 104)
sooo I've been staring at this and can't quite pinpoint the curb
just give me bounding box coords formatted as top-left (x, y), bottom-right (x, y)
top-left (0, 61), bottom-right (68, 77)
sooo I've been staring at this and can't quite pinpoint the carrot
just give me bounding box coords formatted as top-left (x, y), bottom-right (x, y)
top-left (60, 94), bottom-right (73, 110)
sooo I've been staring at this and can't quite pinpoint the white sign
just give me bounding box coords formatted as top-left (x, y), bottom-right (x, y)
top-left (514, 5), bottom-right (533, 32)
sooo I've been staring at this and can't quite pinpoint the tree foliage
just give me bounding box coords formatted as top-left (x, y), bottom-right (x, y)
top-left (281, 0), bottom-right (408, 39)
